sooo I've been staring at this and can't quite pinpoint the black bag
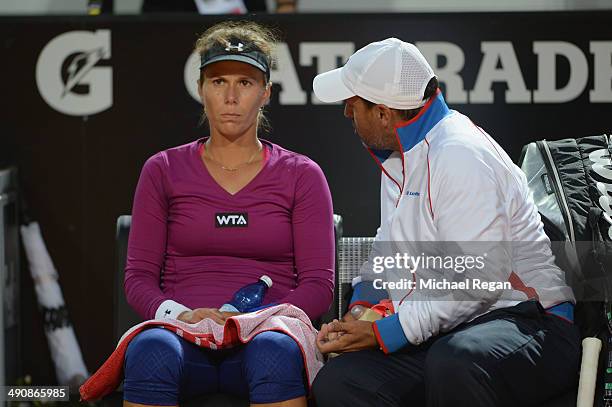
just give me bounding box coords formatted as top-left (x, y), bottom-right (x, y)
top-left (519, 134), bottom-right (612, 405)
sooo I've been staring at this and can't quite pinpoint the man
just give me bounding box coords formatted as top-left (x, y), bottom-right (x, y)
top-left (311, 38), bottom-right (580, 406)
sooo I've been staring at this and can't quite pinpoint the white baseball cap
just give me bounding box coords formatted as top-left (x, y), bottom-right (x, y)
top-left (313, 38), bottom-right (435, 110)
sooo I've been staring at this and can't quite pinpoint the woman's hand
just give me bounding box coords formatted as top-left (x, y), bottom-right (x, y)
top-left (177, 308), bottom-right (227, 325)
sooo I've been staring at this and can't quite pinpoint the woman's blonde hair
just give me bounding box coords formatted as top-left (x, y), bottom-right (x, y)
top-left (195, 21), bottom-right (279, 133)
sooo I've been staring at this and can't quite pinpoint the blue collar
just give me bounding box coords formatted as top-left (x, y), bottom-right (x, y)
top-left (396, 91), bottom-right (451, 153)
top-left (369, 91), bottom-right (451, 163)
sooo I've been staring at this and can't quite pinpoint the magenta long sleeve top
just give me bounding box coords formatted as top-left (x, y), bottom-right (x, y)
top-left (124, 138), bottom-right (335, 321)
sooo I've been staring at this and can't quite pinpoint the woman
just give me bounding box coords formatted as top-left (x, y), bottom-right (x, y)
top-left (122, 21), bottom-right (334, 407)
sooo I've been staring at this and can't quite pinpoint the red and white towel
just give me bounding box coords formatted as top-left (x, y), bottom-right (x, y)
top-left (80, 304), bottom-right (324, 401)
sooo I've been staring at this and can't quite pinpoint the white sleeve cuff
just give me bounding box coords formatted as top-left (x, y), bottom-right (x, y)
top-left (155, 300), bottom-right (192, 320)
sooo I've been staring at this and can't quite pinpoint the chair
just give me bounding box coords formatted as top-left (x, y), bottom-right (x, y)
top-left (336, 237), bottom-right (375, 317)
top-left (336, 236), bottom-right (579, 407)
top-left (113, 215), bottom-right (139, 344)
top-left (112, 214), bottom-right (343, 406)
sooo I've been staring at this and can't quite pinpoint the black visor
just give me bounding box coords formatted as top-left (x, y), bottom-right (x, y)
top-left (200, 38), bottom-right (270, 82)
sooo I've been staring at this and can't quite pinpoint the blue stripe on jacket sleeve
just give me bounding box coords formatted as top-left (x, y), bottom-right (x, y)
top-left (350, 281), bottom-right (389, 307)
top-left (373, 313), bottom-right (409, 353)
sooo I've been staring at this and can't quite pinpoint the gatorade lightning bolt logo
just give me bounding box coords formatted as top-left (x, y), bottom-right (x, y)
top-left (36, 30), bottom-right (113, 116)
top-left (61, 47), bottom-right (107, 98)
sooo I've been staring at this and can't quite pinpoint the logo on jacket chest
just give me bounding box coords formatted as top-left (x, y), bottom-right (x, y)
top-left (215, 212), bottom-right (248, 227)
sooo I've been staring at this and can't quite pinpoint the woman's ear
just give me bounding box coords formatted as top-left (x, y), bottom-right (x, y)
top-left (262, 81), bottom-right (272, 107)
top-left (197, 79), bottom-right (203, 100)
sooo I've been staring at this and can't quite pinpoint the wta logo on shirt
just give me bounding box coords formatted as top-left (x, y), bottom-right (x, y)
top-left (215, 213), bottom-right (248, 227)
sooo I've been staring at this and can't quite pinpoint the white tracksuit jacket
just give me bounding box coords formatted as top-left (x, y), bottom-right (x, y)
top-left (351, 91), bottom-right (575, 353)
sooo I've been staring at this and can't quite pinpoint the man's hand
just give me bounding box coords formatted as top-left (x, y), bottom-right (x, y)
top-left (341, 311), bottom-right (356, 322)
top-left (177, 308), bottom-right (227, 325)
top-left (319, 319), bottom-right (344, 343)
top-left (341, 304), bottom-right (369, 322)
top-left (317, 320), bottom-right (378, 354)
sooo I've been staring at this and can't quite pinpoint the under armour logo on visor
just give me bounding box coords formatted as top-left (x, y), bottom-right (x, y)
top-left (225, 42), bottom-right (244, 52)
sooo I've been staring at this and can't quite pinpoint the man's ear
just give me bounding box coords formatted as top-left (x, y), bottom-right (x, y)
top-left (376, 105), bottom-right (394, 128)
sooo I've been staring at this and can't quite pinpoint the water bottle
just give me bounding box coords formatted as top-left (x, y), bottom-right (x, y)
top-left (219, 275), bottom-right (273, 313)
